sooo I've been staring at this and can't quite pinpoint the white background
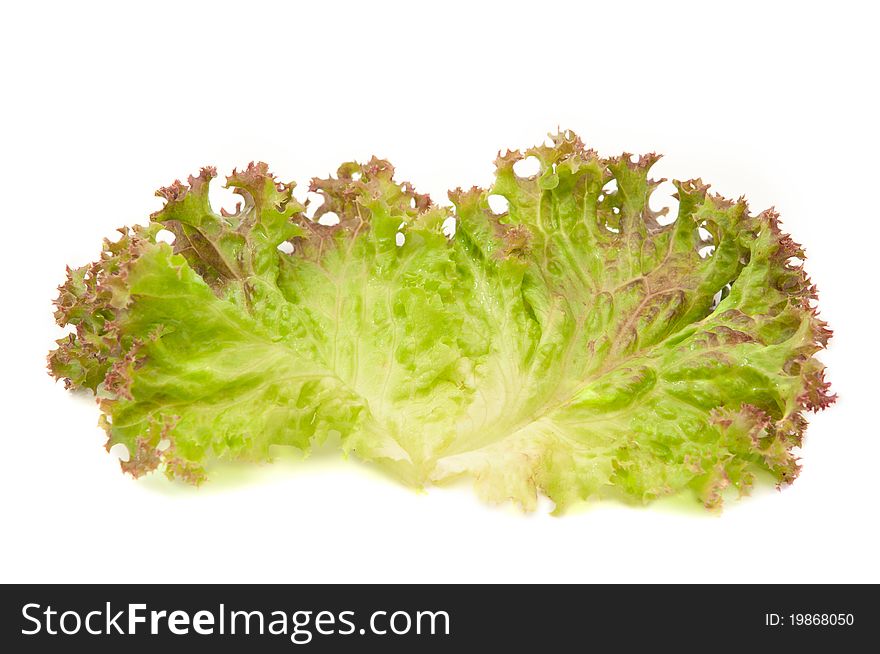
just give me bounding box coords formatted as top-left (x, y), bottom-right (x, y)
top-left (1, 1), bottom-right (877, 583)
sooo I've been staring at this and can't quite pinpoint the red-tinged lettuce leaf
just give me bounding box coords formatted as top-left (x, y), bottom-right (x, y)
top-left (48, 132), bottom-right (834, 511)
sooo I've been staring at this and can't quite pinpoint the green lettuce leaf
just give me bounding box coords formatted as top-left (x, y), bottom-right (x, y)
top-left (48, 132), bottom-right (834, 511)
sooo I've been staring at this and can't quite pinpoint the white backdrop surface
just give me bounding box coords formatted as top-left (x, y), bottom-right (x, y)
top-left (1, 1), bottom-right (876, 583)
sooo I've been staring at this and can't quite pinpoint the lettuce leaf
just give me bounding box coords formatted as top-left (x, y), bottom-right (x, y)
top-left (48, 132), bottom-right (834, 511)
